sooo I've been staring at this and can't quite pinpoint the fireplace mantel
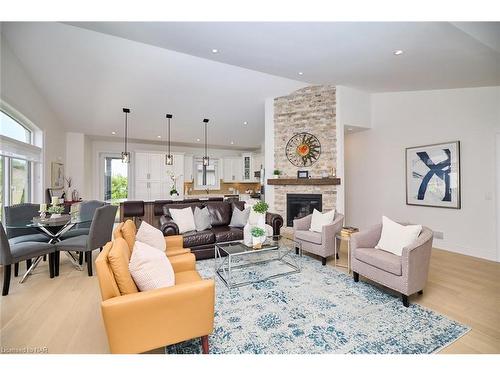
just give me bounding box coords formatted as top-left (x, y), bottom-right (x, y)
top-left (267, 177), bottom-right (341, 186)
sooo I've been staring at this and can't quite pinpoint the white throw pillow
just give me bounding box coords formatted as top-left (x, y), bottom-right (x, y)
top-left (129, 241), bottom-right (175, 291)
top-left (375, 216), bottom-right (422, 256)
top-left (136, 221), bottom-right (166, 252)
top-left (170, 207), bottom-right (196, 234)
top-left (309, 209), bottom-right (336, 233)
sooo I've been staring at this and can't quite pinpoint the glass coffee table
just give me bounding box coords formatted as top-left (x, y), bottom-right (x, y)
top-left (214, 235), bottom-right (301, 289)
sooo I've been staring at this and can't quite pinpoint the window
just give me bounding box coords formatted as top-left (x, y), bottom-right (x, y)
top-left (1, 108), bottom-right (35, 221)
top-left (0, 110), bottom-right (32, 144)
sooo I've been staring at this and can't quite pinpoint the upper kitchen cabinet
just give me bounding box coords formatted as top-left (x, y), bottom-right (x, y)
top-left (134, 151), bottom-right (184, 200)
top-left (223, 153), bottom-right (261, 182)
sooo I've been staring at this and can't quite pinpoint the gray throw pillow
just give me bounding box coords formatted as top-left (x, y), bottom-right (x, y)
top-left (229, 206), bottom-right (250, 228)
top-left (193, 207), bottom-right (212, 232)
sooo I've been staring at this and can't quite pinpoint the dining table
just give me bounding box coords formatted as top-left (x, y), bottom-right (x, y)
top-left (5, 214), bottom-right (92, 282)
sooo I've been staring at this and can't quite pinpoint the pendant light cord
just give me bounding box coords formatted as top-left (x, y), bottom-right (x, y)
top-left (167, 117), bottom-right (171, 155)
top-left (124, 112), bottom-right (128, 153)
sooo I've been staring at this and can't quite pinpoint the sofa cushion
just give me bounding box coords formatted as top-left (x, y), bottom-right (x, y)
top-left (309, 209), bottom-right (336, 233)
top-left (212, 226), bottom-right (243, 243)
top-left (194, 206), bottom-right (212, 231)
top-left (136, 220), bottom-right (166, 252)
top-left (205, 202), bottom-right (232, 226)
top-left (107, 237), bottom-right (139, 295)
top-left (183, 230), bottom-right (216, 248)
top-left (162, 203), bottom-right (202, 218)
top-left (229, 206), bottom-right (250, 228)
top-left (170, 207), bottom-right (197, 234)
top-left (375, 216), bottom-right (422, 256)
top-left (175, 270), bottom-right (202, 285)
top-left (121, 220), bottom-right (137, 250)
top-left (129, 240), bottom-right (175, 291)
top-left (354, 247), bottom-right (402, 276)
top-left (295, 230), bottom-right (322, 245)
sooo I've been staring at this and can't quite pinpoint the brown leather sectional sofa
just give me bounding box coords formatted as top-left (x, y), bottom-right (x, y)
top-left (160, 200), bottom-right (283, 260)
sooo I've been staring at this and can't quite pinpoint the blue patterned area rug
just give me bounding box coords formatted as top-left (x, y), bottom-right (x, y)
top-left (166, 255), bottom-right (469, 354)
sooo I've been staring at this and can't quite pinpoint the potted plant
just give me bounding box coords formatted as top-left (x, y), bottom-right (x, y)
top-left (167, 170), bottom-right (182, 197)
top-left (47, 204), bottom-right (64, 218)
top-left (273, 169), bottom-right (282, 179)
top-left (250, 226), bottom-right (266, 249)
top-left (252, 200), bottom-right (268, 226)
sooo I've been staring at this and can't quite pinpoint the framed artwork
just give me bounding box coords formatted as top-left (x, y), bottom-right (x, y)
top-left (406, 141), bottom-right (461, 209)
top-left (51, 162), bottom-right (65, 189)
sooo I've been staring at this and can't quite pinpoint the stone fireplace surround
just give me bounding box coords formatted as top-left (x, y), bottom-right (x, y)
top-left (272, 85), bottom-right (337, 232)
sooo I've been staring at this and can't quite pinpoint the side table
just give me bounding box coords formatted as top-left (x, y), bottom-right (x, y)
top-left (334, 234), bottom-right (352, 274)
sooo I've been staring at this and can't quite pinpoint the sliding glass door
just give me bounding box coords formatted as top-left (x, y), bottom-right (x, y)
top-left (103, 156), bottom-right (128, 202)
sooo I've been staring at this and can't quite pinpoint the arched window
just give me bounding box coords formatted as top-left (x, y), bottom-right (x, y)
top-left (1, 106), bottom-right (41, 220)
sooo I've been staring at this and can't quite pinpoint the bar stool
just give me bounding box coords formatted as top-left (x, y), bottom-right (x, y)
top-left (122, 201), bottom-right (145, 227)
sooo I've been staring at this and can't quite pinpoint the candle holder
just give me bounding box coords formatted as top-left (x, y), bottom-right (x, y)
top-left (39, 211), bottom-right (47, 220)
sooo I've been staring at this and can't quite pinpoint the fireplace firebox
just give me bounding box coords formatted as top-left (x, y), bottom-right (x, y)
top-left (286, 193), bottom-right (322, 227)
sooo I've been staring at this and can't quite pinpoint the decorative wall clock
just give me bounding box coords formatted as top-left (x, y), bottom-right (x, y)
top-left (285, 132), bottom-right (321, 167)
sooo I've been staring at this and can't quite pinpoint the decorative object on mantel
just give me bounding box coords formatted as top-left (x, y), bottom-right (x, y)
top-left (285, 132), bottom-right (321, 167)
top-left (406, 141), bottom-right (461, 209)
top-left (268, 177), bottom-right (341, 186)
top-left (167, 170), bottom-right (182, 197)
top-left (51, 162), bottom-right (64, 188)
top-left (165, 114), bottom-right (173, 165)
top-left (297, 170), bottom-right (309, 179)
top-left (121, 108), bottom-right (131, 163)
top-left (202, 118), bottom-right (210, 185)
top-left (273, 169), bottom-right (282, 179)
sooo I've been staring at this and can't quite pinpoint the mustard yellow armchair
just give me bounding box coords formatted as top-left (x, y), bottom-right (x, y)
top-left (96, 225), bottom-right (215, 354)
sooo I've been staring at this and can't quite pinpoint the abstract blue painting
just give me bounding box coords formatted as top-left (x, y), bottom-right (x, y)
top-left (406, 141), bottom-right (460, 208)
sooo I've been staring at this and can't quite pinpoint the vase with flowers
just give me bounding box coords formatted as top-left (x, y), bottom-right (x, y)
top-left (47, 204), bottom-right (64, 218)
top-left (166, 170), bottom-right (183, 197)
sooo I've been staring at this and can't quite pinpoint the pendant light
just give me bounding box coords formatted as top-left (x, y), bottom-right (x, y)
top-left (202, 118), bottom-right (209, 185)
top-left (165, 114), bottom-right (173, 165)
top-left (121, 108), bottom-right (130, 163)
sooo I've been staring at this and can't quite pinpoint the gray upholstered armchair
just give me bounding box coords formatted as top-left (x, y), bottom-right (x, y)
top-left (350, 223), bottom-right (433, 307)
top-left (293, 212), bottom-right (344, 265)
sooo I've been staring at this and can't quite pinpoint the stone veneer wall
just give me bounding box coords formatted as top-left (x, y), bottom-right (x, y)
top-left (273, 85), bottom-right (337, 230)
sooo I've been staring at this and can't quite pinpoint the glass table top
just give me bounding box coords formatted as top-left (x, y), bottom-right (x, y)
top-left (216, 235), bottom-right (290, 256)
top-left (5, 214), bottom-right (92, 228)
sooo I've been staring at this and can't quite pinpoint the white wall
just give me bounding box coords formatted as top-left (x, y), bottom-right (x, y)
top-left (1, 35), bottom-right (67, 202)
top-left (345, 86), bottom-right (500, 261)
top-left (336, 86), bottom-right (372, 215)
top-left (65, 132), bottom-right (85, 199)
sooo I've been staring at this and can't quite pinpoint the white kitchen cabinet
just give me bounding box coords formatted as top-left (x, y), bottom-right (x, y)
top-left (134, 152), bottom-right (184, 200)
top-left (184, 155), bottom-right (194, 182)
top-left (223, 157), bottom-right (244, 182)
top-left (241, 153), bottom-right (253, 182)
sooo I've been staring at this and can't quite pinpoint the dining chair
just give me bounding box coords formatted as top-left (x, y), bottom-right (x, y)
top-left (1, 223), bottom-right (56, 295)
top-left (55, 205), bottom-right (118, 276)
top-left (4, 203), bottom-right (49, 276)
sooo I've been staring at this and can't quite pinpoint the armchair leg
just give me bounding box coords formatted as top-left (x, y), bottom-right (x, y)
top-left (78, 252), bottom-right (84, 265)
top-left (201, 335), bottom-right (209, 354)
top-left (2, 264), bottom-right (11, 296)
top-left (418, 290), bottom-right (423, 295)
top-left (402, 294), bottom-right (409, 307)
top-left (295, 247), bottom-right (299, 255)
top-left (336, 252), bottom-right (339, 260)
top-left (26, 259), bottom-right (32, 269)
top-left (14, 262), bottom-right (19, 277)
top-left (353, 271), bottom-right (359, 282)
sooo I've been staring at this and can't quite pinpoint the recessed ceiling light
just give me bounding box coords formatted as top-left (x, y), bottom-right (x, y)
top-left (243, 121), bottom-right (248, 125)
top-left (111, 131), bottom-right (116, 135)
top-left (298, 72), bottom-right (304, 76)
top-left (211, 49), bottom-right (219, 54)
top-left (196, 138), bottom-right (200, 142)
top-left (230, 141), bottom-right (234, 145)
top-left (394, 50), bottom-right (404, 56)
top-left (348, 128), bottom-right (353, 131)
top-left (157, 135), bottom-right (162, 138)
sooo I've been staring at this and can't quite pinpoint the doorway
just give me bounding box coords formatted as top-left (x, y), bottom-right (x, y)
top-left (103, 156), bottom-right (129, 202)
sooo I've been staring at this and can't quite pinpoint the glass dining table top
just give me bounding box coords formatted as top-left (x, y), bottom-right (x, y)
top-left (5, 214), bottom-right (92, 228)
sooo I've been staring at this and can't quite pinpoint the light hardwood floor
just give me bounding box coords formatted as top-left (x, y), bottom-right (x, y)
top-left (1, 246), bottom-right (499, 354)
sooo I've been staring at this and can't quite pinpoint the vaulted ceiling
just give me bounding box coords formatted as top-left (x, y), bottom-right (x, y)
top-left (2, 22), bottom-right (499, 147)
